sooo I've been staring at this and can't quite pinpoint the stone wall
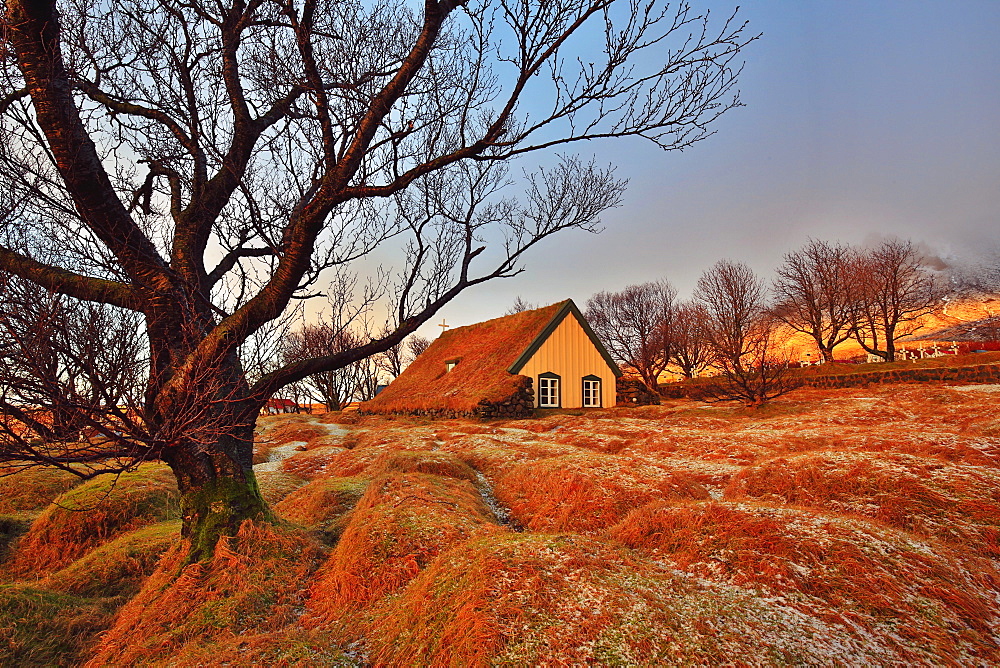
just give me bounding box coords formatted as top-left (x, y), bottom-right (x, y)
top-left (657, 363), bottom-right (1000, 397)
top-left (616, 376), bottom-right (660, 406)
top-left (358, 376), bottom-right (535, 420)
top-left (475, 378), bottom-right (535, 418)
top-left (798, 363), bottom-right (1000, 390)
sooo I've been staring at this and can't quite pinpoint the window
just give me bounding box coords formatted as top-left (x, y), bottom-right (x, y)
top-left (582, 375), bottom-right (601, 408)
top-left (445, 359), bottom-right (459, 373)
top-left (537, 373), bottom-right (560, 408)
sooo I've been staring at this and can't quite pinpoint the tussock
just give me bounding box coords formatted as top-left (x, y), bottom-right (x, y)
top-left (366, 533), bottom-right (908, 666)
top-left (275, 476), bottom-right (367, 543)
top-left (728, 451), bottom-right (1000, 555)
top-left (306, 469), bottom-right (499, 624)
top-left (254, 469), bottom-right (308, 506)
top-left (0, 585), bottom-right (117, 666)
top-left (0, 466), bottom-right (82, 513)
top-left (88, 520), bottom-right (323, 666)
top-left (9, 464), bottom-right (179, 576)
top-left (608, 501), bottom-right (1000, 661)
top-left (491, 452), bottom-right (709, 534)
top-left (43, 520), bottom-right (180, 598)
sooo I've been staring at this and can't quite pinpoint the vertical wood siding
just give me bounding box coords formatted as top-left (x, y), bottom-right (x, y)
top-left (519, 314), bottom-right (617, 408)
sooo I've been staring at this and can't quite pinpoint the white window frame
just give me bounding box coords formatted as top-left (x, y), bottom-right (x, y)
top-left (582, 377), bottom-right (601, 408)
top-left (537, 374), bottom-right (560, 408)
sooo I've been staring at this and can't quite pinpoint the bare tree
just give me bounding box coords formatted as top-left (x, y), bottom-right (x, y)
top-left (282, 324), bottom-right (359, 411)
top-left (0, 272), bottom-right (150, 476)
top-left (375, 331), bottom-right (407, 382)
top-left (407, 334), bottom-right (432, 361)
top-left (352, 353), bottom-right (382, 403)
top-left (376, 329), bottom-right (435, 381)
top-left (693, 260), bottom-right (797, 407)
top-left (1, 0), bottom-right (755, 554)
top-left (668, 301), bottom-right (712, 380)
top-left (505, 296), bottom-right (537, 315)
top-left (586, 279), bottom-right (677, 391)
top-left (851, 239), bottom-right (945, 361)
top-left (772, 239), bottom-right (857, 363)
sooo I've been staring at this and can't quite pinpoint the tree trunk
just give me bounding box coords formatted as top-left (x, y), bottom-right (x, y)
top-left (161, 425), bottom-right (269, 562)
top-left (819, 347), bottom-right (834, 363)
top-left (149, 327), bottom-right (272, 561)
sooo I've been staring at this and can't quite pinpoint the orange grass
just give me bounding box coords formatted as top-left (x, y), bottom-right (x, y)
top-left (490, 452), bottom-right (709, 534)
top-left (608, 501), bottom-right (1000, 661)
top-left (364, 532), bottom-right (917, 666)
top-left (42, 520), bottom-right (180, 598)
top-left (275, 476), bottom-right (367, 543)
top-left (0, 467), bottom-right (82, 513)
top-left (306, 469), bottom-right (500, 625)
top-left (253, 469), bottom-right (308, 506)
top-left (9, 464), bottom-right (179, 576)
top-left (727, 451), bottom-right (1000, 555)
top-left (87, 520), bottom-right (324, 666)
top-left (12, 376), bottom-right (1000, 664)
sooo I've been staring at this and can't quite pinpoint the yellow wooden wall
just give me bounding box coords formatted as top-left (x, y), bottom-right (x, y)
top-left (518, 314), bottom-right (617, 408)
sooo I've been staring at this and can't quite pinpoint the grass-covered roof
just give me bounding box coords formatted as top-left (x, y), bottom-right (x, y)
top-left (361, 301), bottom-right (567, 414)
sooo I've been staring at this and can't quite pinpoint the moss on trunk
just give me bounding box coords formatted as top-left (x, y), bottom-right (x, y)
top-left (179, 471), bottom-right (271, 562)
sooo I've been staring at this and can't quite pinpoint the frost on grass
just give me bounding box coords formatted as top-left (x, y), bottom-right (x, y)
top-left (8, 382), bottom-right (1000, 665)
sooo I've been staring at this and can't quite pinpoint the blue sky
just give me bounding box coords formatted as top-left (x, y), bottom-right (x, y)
top-left (416, 0), bottom-right (1000, 336)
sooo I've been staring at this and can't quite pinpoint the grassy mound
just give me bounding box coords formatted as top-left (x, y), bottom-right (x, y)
top-left (43, 521), bottom-right (181, 599)
top-left (727, 451), bottom-right (1000, 555)
top-left (0, 585), bottom-right (117, 666)
top-left (608, 501), bottom-right (1000, 661)
top-left (275, 476), bottom-right (367, 543)
top-left (88, 520), bottom-right (325, 666)
top-left (254, 469), bottom-right (308, 506)
top-left (365, 533), bottom-right (904, 666)
top-left (0, 467), bottom-right (82, 513)
top-left (307, 468), bottom-right (499, 625)
top-left (9, 464), bottom-right (180, 576)
top-left (490, 452), bottom-right (709, 534)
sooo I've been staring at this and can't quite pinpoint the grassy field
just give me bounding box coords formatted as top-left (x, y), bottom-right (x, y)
top-left (3, 379), bottom-right (1000, 665)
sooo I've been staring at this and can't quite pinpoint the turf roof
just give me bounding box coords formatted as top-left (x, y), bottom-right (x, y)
top-left (361, 301), bottom-right (569, 414)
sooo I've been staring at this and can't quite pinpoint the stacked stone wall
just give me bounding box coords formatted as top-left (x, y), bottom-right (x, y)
top-left (475, 379), bottom-right (535, 418)
top-left (616, 376), bottom-right (660, 406)
top-left (359, 377), bottom-right (535, 420)
top-left (657, 363), bottom-right (1000, 398)
top-left (799, 363), bottom-right (1000, 390)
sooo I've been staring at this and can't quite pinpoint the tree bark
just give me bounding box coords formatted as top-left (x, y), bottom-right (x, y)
top-left (162, 431), bottom-right (268, 562)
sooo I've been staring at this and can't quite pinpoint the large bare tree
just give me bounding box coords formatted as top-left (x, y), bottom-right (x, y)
top-left (585, 279), bottom-right (677, 391)
top-left (851, 239), bottom-right (945, 361)
top-left (1, 0), bottom-right (754, 554)
top-left (772, 239), bottom-right (857, 363)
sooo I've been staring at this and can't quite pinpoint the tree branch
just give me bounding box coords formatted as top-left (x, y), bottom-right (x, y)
top-left (0, 246), bottom-right (140, 309)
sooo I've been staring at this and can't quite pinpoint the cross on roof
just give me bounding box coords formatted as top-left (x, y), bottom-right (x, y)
top-left (438, 319), bottom-right (449, 334)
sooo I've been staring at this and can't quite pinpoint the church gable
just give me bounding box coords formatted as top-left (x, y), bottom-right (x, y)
top-left (511, 302), bottom-right (621, 409)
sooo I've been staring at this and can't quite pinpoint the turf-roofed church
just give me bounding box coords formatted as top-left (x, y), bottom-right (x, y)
top-left (361, 300), bottom-right (622, 418)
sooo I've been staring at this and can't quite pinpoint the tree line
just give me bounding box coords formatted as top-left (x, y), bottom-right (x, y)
top-left (585, 238), bottom-right (951, 405)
